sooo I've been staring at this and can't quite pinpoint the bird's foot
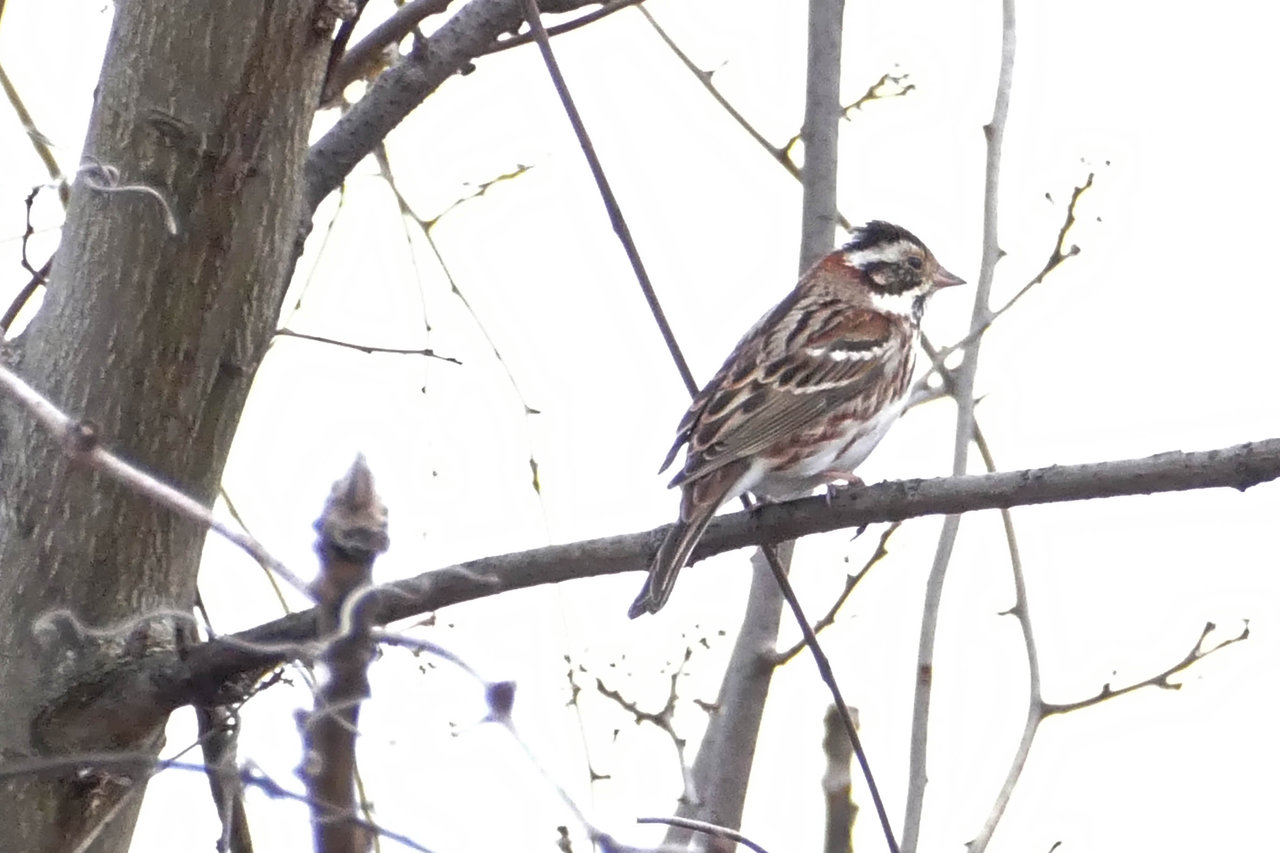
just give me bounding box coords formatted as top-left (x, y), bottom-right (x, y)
top-left (823, 475), bottom-right (865, 506)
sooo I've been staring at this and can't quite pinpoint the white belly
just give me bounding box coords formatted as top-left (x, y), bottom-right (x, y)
top-left (751, 395), bottom-right (907, 499)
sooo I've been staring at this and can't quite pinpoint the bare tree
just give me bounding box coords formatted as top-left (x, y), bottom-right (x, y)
top-left (0, 1), bottom-right (1274, 852)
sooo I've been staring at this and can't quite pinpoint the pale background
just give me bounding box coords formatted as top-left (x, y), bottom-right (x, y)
top-left (1, 0), bottom-right (1277, 850)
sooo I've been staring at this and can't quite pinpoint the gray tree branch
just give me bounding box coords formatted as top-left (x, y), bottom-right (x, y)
top-left (798, 0), bottom-right (845, 273)
top-left (902, 0), bottom-right (1016, 846)
top-left (302, 0), bottom-right (604, 219)
top-left (44, 437), bottom-right (1276, 744)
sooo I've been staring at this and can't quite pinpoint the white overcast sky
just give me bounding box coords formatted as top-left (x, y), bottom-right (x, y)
top-left (2, 0), bottom-right (1278, 851)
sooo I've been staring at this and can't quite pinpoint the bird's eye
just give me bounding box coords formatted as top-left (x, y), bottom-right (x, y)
top-left (907, 256), bottom-right (924, 270)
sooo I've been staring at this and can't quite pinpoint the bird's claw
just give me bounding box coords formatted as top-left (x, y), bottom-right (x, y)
top-left (823, 476), bottom-right (865, 507)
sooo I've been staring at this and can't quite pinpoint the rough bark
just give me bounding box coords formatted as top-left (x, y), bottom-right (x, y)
top-left (0, 2), bottom-right (329, 850)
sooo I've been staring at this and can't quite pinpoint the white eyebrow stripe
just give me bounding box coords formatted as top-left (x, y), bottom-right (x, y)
top-left (842, 240), bottom-right (914, 268)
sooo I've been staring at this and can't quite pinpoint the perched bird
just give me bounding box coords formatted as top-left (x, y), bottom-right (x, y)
top-left (628, 221), bottom-right (964, 617)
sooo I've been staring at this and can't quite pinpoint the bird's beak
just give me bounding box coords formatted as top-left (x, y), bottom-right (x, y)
top-left (933, 266), bottom-right (966, 288)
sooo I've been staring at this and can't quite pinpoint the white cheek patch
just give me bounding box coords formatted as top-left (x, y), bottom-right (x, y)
top-left (869, 287), bottom-right (924, 318)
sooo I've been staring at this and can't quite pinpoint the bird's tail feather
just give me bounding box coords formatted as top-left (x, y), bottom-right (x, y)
top-left (628, 461), bottom-right (752, 618)
top-left (627, 512), bottom-right (719, 617)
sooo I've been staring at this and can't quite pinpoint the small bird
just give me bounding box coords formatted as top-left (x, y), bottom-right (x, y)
top-left (629, 221), bottom-right (964, 617)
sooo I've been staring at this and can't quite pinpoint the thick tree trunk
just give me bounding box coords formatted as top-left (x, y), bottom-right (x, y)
top-left (0, 2), bottom-right (328, 850)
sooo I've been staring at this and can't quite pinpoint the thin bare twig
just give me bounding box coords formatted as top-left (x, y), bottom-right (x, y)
top-left (638, 815), bottom-right (774, 853)
top-left (481, 0), bottom-right (645, 55)
top-left (967, 620), bottom-right (1248, 851)
top-left (274, 328), bottom-right (461, 362)
top-left (785, 70), bottom-right (916, 163)
top-left (218, 487), bottom-right (298, 619)
top-left (322, 0), bottom-right (374, 103)
top-left (963, 426), bottom-right (1035, 852)
top-left (1, 256), bottom-right (50, 335)
top-left (374, 147), bottom-right (549, 498)
top-left (0, 61), bottom-right (68, 204)
top-left (637, 7), bottom-right (803, 192)
top-left (1044, 621), bottom-right (1249, 716)
top-left (842, 71), bottom-right (915, 115)
top-left (903, 0), bottom-right (1016, 848)
top-left (379, 153), bottom-right (542, 415)
top-left (595, 649), bottom-right (698, 803)
top-left (518, 0), bottom-right (696, 394)
top-left (324, 0), bottom-right (453, 104)
top-left (757, 540), bottom-right (898, 853)
top-left (0, 362), bottom-right (311, 597)
top-left (932, 172), bottom-right (1093, 364)
top-left (421, 163), bottom-right (532, 228)
top-left (281, 183), bottom-right (351, 328)
top-left (639, 7), bottom-right (914, 241)
top-left (2, 186), bottom-right (56, 334)
top-left (770, 522), bottom-right (901, 665)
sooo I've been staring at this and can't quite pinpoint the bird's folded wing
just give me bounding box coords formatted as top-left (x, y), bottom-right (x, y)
top-left (671, 307), bottom-right (899, 487)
